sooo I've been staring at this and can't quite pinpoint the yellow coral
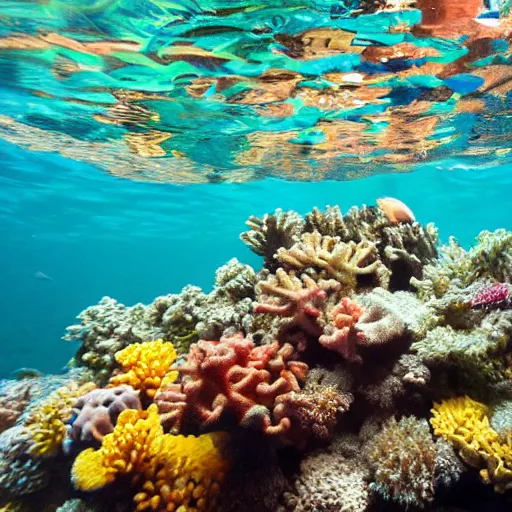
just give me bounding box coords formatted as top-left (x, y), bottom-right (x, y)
top-left (431, 396), bottom-right (512, 492)
top-left (25, 382), bottom-right (95, 458)
top-left (0, 502), bottom-right (30, 512)
top-left (72, 405), bottom-right (230, 511)
top-left (110, 340), bottom-right (178, 399)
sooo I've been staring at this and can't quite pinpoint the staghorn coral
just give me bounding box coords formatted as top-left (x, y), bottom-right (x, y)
top-left (240, 209), bottom-right (305, 271)
top-left (284, 450), bottom-right (369, 512)
top-left (155, 333), bottom-right (308, 439)
top-left (67, 385), bottom-right (141, 445)
top-left (72, 404), bottom-right (230, 512)
top-left (304, 205), bottom-right (348, 238)
top-left (65, 260), bottom-right (256, 383)
top-left (430, 396), bottom-right (512, 493)
top-left (109, 340), bottom-right (178, 400)
top-left (412, 229), bottom-right (512, 300)
top-left (23, 382), bottom-right (96, 458)
top-left (275, 231), bottom-right (390, 292)
top-left (365, 416), bottom-right (437, 508)
top-left (254, 269), bottom-right (335, 347)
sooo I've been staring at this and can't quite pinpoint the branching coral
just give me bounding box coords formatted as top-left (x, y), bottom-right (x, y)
top-left (68, 385), bottom-right (142, 444)
top-left (275, 231), bottom-right (390, 292)
top-left (24, 382), bottom-right (95, 458)
top-left (412, 229), bottom-right (512, 300)
top-left (319, 297), bottom-right (364, 362)
top-left (254, 269), bottom-right (334, 343)
top-left (365, 416), bottom-right (437, 508)
top-left (109, 340), bottom-right (178, 400)
top-left (72, 404), bottom-right (230, 512)
top-left (240, 209), bottom-right (305, 271)
top-left (430, 395), bottom-right (512, 493)
top-left (155, 333), bottom-right (308, 439)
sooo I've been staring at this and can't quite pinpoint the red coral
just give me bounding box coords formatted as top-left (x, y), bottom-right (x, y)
top-left (156, 333), bottom-right (308, 438)
top-left (470, 283), bottom-right (512, 310)
top-left (319, 298), bottom-right (364, 363)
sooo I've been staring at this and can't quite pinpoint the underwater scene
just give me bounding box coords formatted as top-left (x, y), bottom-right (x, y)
top-left (3, 0), bottom-right (512, 511)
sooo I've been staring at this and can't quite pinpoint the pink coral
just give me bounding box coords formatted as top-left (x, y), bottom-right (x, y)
top-left (319, 298), bottom-right (364, 362)
top-left (470, 282), bottom-right (512, 310)
top-left (254, 272), bottom-right (328, 338)
top-left (68, 385), bottom-right (141, 444)
top-left (155, 333), bottom-right (308, 438)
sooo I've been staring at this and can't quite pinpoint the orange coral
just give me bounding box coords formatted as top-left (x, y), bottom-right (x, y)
top-left (109, 340), bottom-right (178, 399)
top-left (72, 405), bottom-right (230, 511)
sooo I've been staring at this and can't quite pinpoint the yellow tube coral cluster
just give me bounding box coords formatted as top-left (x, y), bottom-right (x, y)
top-left (25, 382), bottom-right (95, 458)
top-left (109, 340), bottom-right (178, 399)
top-left (72, 405), bottom-right (230, 512)
top-left (430, 396), bottom-right (512, 493)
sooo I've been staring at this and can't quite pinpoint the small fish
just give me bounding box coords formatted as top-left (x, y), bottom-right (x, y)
top-left (35, 271), bottom-right (54, 281)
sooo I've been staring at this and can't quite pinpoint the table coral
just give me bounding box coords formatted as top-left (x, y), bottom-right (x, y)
top-left (155, 333), bottom-right (308, 439)
top-left (72, 404), bottom-right (230, 512)
top-left (431, 395), bottom-right (512, 493)
top-left (67, 385), bottom-right (142, 444)
top-left (109, 340), bottom-right (178, 400)
top-left (365, 416), bottom-right (437, 508)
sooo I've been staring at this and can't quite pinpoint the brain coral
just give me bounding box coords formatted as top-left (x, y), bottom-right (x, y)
top-left (68, 385), bottom-right (141, 444)
top-left (365, 416), bottom-right (436, 508)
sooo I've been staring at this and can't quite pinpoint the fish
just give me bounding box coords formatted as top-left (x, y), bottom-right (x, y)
top-left (35, 271), bottom-right (54, 281)
top-left (377, 197), bottom-right (416, 224)
top-left (11, 368), bottom-right (43, 380)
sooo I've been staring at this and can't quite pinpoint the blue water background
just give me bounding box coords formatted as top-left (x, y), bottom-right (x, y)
top-left (1, 138), bottom-right (510, 377)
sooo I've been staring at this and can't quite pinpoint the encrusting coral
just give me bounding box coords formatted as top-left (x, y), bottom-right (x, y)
top-left (430, 395), bottom-right (512, 493)
top-left (72, 404), bottom-right (230, 512)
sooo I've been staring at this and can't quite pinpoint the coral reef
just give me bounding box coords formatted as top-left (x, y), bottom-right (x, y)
top-left (64, 259), bottom-right (256, 382)
top-left (11, 199), bottom-right (512, 511)
top-left (365, 416), bottom-right (437, 508)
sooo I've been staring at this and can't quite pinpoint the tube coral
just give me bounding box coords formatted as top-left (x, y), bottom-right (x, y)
top-left (72, 404), bottom-right (230, 512)
top-left (109, 340), bottom-right (178, 399)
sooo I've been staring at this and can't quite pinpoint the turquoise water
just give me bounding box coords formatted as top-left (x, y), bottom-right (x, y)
top-left (1, 135), bottom-right (511, 376)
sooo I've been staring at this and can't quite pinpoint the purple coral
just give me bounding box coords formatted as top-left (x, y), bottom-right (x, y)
top-left (470, 282), bottom-right (512, 310)
top-left (67, 385), bottom-right (141, 444)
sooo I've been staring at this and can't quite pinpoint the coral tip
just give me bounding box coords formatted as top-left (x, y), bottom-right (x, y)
top-left (377, 197), bottom-right (416, 224)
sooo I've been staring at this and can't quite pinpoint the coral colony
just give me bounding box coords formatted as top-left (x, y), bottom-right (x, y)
top-left (3, 198), bottom-right (512, 511)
